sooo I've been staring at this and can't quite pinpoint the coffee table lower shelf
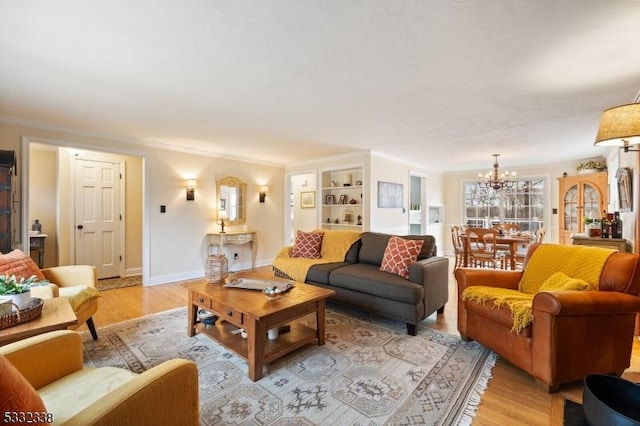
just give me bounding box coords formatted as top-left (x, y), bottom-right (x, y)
top-left (194, 320), bottom-right (317, 365)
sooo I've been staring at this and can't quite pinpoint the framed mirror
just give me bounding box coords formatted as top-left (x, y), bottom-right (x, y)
top-left (216, 176), bottom-right (247, 225)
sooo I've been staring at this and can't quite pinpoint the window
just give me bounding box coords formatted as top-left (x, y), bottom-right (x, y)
top-left (463, 179), bottom-right (545, 232)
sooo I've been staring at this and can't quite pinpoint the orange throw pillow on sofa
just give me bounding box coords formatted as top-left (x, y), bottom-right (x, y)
top-left (0, 249), bottom-right (45, 281)
top-left (380, 236), bottom-right (424, 279)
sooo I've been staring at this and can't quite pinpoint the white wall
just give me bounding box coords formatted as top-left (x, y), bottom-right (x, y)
top-left (1, 121), bottom-right (285, 285)
top-left (290, 173), bottom-right (317, 235)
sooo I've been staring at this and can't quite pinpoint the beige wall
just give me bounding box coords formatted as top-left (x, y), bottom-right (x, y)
top-left (1, 121), bottom-right (285, 285)
top-left (28, 147), bottom-right (57, 267)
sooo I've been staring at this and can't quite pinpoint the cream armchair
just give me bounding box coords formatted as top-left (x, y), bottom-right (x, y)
top-left (0, 330), bottom-right (199, 425)
top-left (32, 265), bottom-right (100, 340)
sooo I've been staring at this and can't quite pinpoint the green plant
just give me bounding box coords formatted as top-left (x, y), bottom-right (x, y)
top-left (576, 159), bottom-right (606, 171)
top-left (0, 274), bottom-right (41, 295)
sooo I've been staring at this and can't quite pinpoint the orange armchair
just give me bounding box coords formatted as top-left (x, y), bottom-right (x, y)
top-left (455, 243), bottom-right (640, 392)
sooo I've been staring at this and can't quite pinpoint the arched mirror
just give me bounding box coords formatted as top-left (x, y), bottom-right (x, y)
top-left (216, 176), bottom-right (247, 225)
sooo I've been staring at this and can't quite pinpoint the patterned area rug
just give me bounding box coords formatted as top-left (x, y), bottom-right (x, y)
top-left (81, 306), bottom-right (496, 425)
top-left (96, 275), bottom-right (142, 291)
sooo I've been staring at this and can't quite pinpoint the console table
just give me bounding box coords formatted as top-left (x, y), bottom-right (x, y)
top-left (29, 233), bottom-right (48, 268)
top-left (571, 236), bottom-right (632, 252)
top-left (207, 231), bottom-right (257, 269)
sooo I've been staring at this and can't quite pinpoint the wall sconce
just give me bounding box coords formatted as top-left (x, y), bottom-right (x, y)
top-left (217, 209), bottom-right (226, 233)
top-left (259, 185), bottom-right (269, 203)
top-left (594, 103), bottom-right (640, 152)
top-left (186, 179), bottom-right (197, 201)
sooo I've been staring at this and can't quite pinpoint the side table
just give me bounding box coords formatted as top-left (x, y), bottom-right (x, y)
top-left (0, 298), bottom-right (77, 345)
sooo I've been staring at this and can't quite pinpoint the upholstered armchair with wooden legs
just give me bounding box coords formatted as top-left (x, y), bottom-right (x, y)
top-left (456, 243), bottom-right (640, 392)
top-left (35, 265), bottom-right (100, 340)
top-left (0, 330), bottom-right (199, 425)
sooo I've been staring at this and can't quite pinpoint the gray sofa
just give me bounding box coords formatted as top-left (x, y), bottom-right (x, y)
top-left (274, 232), bottom-right (449, 335)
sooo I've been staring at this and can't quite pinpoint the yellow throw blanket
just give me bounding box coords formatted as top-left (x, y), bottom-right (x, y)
top-left (272, 230), bottom-right (362, 282)
top-left (461, 244), bottom-right (616, 333)
top-left (518, 244), bottom-right (615, 294)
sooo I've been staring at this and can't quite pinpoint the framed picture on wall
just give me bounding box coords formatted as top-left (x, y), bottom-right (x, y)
top-left (301, 191), bottom-right (316, 208)
top-left (616, 167), bottom-right (633, 212)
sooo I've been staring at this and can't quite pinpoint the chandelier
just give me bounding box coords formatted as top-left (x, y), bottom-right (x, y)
top-left (478, 154), bottom-right (516, 191)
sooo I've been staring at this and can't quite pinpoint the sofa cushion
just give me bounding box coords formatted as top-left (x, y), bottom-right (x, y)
top-left (306, 262), bottom-right (351, 285)
top-left (0, 355), bottom-right (47, 415)
top-left (329, 263), bottom-right (424, 304)
top-left (380, 236), bottom-right (424, 278)
top-left (358, 232), bottom-right (392, 265)
top-left (0, 249), bottom-right (46, 281)
top-left (402, 235), bottom-right (437, 259)
top-left (290, 231), bottom-right (323, 259)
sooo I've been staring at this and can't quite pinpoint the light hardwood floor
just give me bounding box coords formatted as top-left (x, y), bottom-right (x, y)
top-left (84, 264), bottom-right (640, 425)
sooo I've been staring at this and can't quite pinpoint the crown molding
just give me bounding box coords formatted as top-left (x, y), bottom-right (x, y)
top-left (0, 115), bottom-right (283, 168)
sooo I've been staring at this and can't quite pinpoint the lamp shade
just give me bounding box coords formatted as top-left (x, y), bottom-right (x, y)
top-left (594, 103), bottom-right (640, 147)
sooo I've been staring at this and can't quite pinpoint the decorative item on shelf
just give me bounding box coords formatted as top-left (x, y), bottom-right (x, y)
top-left (611, 211), bottom-right (623, 239)
top-left (478, 154), bottom-right (516, 191)
top-left (343, 210), bottom-right (352, 224)
top-left (601, 212), bottom-right (610, 238)
top-left (334, 218), bottom-right (339, 224)
top-left (206, 254), bottom-right (229, 284)
top-left (355, 180), bottom-right (362, 186)
top-left (326, 217), bottom-right (331, 223)
top-left (349, 198), bottom-right (357, 204)
top-left (344, 173), bottom-right (353, 186)
top-left (339, 194), bottom-right (348, 204)
top-left (31, 219), bottom-right (42, 233)
top-left (594, 102), bottom-right (640, 153)
top-left (576, 159), bottom-right (606, 175)
top-left (325, 194), bottom-right (335, 205)
top-left (357, 215), bottom-right (362, 225)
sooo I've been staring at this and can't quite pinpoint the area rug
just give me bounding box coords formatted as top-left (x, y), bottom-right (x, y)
top-left (81, 306), bottom-right (497, 425)
top-left (96, 275), bottom-right (142, 291)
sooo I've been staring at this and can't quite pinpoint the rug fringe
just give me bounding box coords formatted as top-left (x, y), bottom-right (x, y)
top-left (457, 351), bottom-right (498, 425)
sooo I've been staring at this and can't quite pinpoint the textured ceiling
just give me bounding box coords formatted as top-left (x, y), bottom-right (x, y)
top-left (1, 1), bottom-right (640, 172)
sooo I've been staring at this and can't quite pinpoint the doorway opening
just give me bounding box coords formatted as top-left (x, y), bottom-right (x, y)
top-left (24, 139), bottom-right (144, 281)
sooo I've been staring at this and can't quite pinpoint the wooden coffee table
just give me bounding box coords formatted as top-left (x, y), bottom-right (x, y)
top-left (185, 279), bottom-right (335, 381)
top-left (0, 298), bottom-right (78, 345)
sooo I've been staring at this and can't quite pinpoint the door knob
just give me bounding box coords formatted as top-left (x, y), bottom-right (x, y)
top-left (77, 225), bottom-right (83, 230)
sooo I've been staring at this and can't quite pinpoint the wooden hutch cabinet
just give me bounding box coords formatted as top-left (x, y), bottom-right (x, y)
top-left (0, 150), bottom-right (16, 253)
top-left (558, 171), bottom-right (608, 245)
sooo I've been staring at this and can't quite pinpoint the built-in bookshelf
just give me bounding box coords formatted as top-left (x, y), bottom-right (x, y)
top-left (320, 167), bottom-right (364, 231)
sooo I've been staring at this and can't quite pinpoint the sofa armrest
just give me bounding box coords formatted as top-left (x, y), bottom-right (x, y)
top-left (533, 290), bottom-right (640, 316)
top-left (67, 359), bottom-right (199, 426)
top-left (41, 265), bottom-right (97, 289)
top-left (454, 267), bottom-right (522, 293)
top-left (0, 330), bottom-right (84, 390)
top-left (409, 256), bottom-right (449, 316)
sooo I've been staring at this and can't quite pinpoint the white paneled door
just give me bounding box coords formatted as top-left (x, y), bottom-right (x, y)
top-left (74, 158), bottom-right (122, 279)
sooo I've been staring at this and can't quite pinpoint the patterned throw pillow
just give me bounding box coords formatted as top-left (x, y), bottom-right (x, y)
top-left (380, 236), bottom-right (424, 279)
top-left (290, 231), bottom-right (324, 259)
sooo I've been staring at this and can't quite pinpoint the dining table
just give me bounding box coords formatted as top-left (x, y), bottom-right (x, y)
top-left (462, 232), bottom-right (534, 270)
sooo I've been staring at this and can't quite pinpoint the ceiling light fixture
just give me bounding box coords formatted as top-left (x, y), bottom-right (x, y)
top-left (478, 154), bottom-right (516, 191)
top-left (594, 102), bottom-right (640, 153)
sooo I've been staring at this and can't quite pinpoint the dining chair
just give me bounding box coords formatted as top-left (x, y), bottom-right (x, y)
top-left (514, 226), bottom-right (546, 269)
top-left (464, 227), bottom-right (507, 269)
top-left (450, 225), bottom-right (465, 272)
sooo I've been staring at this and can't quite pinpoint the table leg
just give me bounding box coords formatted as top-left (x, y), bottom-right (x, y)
top-left (246, 318), bottom-right (266, 381)
top-left (187, 294), bottom-right (197, 337)
top-left (509, 241), bottom-right (517, 270)
top-left (316, 300), bottom-right (326, 345)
